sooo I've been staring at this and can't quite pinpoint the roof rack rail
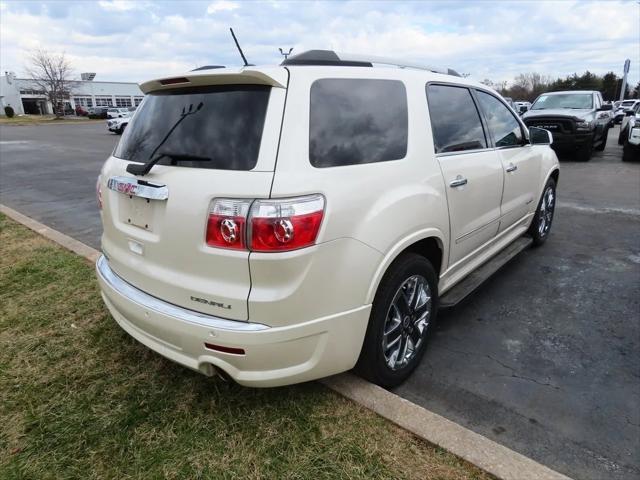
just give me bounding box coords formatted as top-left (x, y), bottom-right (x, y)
top-left (191, 65), bottom-right (225, 71)
top-left (281, 50), bottom-right (460, 77)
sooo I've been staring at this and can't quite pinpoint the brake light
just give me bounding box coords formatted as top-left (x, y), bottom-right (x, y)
top-left (96, 176), bottom-right (103, 210)
top-left (249, 195), bottom-right (325, 252)
top-left (205, 195), bottom-right (325, 252)
top-left (159, 77), bottom-right (190, 85)
top-left (206, 199), bottom-right (252, 250)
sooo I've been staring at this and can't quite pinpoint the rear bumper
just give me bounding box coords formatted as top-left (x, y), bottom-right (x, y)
top-left (96, 255), bottom-right (371, 387)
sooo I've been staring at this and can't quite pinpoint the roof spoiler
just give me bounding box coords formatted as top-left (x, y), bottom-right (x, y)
top-left (140, 69), bottom-right (287, 94)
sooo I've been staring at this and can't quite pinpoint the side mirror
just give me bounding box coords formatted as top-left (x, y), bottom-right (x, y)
top-left (529, 127), bottom-right (553, 145)
top-left (625, 109), bottom-right (636, 116)
top-left (598, 104), bottom-right (613, 111)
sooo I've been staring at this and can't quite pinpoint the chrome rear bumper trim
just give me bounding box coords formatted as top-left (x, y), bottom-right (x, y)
top-left (96, 255), bottom-right (269, 332)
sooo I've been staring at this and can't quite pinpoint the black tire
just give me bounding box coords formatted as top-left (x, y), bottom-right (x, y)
top-left (618, 127), bottom-right (627, 145)
top-left (594, 128), bottom-right (608, 151)
top-left (355, 253), bottom-right (438, 388)
top-left (622, 141), bottom-right (638, 162)
top-left (118, 124), bottom-right (127, 135)
top-left (575, 138), bottom-right (593, 161)
top-left (528, 177), bottom-right (556, 246)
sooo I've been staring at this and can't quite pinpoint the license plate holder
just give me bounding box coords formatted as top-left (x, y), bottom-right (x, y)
top-left (124, 195), bottom-right (153, 231)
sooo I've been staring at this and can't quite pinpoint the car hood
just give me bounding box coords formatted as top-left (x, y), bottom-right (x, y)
top-left (523, 109), bottom-right (592, 121)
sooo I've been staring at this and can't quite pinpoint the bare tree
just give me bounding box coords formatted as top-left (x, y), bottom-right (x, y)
top-left (24, 48), bottom-right (75, 117)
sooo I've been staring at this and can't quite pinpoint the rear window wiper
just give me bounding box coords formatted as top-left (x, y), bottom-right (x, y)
top-left (126, 152), bottom-right (212, 176)
top-left (126, 101), bottom-right (204, 176)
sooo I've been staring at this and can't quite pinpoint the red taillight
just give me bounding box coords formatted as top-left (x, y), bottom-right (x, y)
top-left (96, 176), bottom-right (103, 210)
top-left (205, 195), bottom-right (325, 252)
top-left (250, 195), bottom-right (325, 252)
top-left (251, 211), bottom-right (324, 251)
top-left (206, 199), bottom-right (251, 250)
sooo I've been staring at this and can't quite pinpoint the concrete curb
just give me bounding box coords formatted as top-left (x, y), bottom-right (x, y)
top-left (321, 374), bottom-right (572, 480)
top-left (0, 204), bottom-right (100, 263)
top-left (1, 203), bottom-right (573, 480)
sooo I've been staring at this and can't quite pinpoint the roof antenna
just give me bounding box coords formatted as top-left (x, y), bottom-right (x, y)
top-left (229, 27), bottom-right (250, 66)
top-left (279, 48), bottom-right (293, 60)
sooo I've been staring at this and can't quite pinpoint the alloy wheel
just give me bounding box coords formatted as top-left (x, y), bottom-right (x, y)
top-left (538, 185), bottom-right (555, 237)
top-left (382, 275), bottom-right (432, 370)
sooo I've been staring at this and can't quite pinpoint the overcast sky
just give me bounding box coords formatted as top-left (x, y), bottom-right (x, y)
top-left (1, 0), bottom-right (638, 87)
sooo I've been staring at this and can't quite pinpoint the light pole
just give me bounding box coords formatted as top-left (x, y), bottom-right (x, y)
top-left (619, 59), bottom-right (631, 101)
top-left (279, 48), bottom-right (293, 60)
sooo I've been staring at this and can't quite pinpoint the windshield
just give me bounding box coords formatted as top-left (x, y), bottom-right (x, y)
top-left (531, 93), bottom-right (593, 110)
top-left (114, 85), bottom-right (271, 170)
top-left (621, 101), bottom-right (636, 107)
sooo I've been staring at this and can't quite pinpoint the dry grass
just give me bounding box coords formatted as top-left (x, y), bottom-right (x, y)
top-left (0, 213), bottom-right (493, 480)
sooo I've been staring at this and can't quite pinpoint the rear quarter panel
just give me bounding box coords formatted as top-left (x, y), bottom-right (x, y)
top-left (265, 67), bottom-right (449, 311)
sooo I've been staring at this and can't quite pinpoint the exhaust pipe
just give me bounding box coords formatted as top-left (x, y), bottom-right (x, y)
top-left (198, 362), bottom-right (233, 383)
top-left (213, 366), bottom-right (232, 383)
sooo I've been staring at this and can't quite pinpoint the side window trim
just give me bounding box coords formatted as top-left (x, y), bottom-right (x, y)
top-left (469, 88), bottom-right (495, 148)
top-left (425, 81), bottom-right (491, 155)
top-left (473, 88), bottom-right (528, 149)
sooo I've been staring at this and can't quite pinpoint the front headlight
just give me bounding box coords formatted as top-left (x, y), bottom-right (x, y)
top-left (575, 120), bottom-right (593, 131)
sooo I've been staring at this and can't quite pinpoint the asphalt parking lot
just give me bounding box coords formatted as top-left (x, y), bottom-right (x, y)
top-left (1, 122), bottom-right (639, 480)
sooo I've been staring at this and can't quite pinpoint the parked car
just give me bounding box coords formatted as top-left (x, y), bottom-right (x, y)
top-left (603, 101), bottom-right (616, 127)
top-left (107, 116), bottom-right (129, 135)
top-left (95, 50), bottom-right (559, 388)
top-left (614, 100), bottom-right (640, 124)
top-left (618, 101), bottom-right (640, 145)
top-left (503, 96), bottom-right (518, 113)
top-left (89, 107), bottom-right (110, 119)
top-left (621, 119), bottom-right (640, 162)
top-left (515, 101), bottom-right (531, 114)
top-left (75, 105), bottom-right (89, 116)
top-left (522, 90), bottom-right (612, 161)
top-left (107, 107), bottom-right (130, 119)
top-left (617, 104), bottom-right (640, 161)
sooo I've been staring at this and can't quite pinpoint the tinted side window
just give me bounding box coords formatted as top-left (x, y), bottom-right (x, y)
top-left (426, 84), bottom-right (487, 153)
top-left (309, 79), bottom-right (408, 167)
top-left (476, 91), bottom-right (524, 147)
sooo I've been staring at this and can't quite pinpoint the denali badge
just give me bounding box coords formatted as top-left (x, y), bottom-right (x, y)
top-left (190, 296), bottom-right (231, 310)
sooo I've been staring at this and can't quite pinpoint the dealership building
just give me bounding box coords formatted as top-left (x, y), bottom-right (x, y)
top-left (0, 72), bottom-right (144, 115)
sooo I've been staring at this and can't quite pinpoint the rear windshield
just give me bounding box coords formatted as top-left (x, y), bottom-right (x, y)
top-left (114, 85), bottom-right (271, 170)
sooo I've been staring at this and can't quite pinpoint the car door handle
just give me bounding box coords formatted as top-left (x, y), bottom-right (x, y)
top-left (449, 176), bottom-right (468, 188)
top-left (506, 163), bottom-right (518, 173)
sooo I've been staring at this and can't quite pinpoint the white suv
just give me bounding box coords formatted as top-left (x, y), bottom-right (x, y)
top-left (96, 50), bottom-right (559, 388)
top-left (107, 107), bottom-right (131, 119)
